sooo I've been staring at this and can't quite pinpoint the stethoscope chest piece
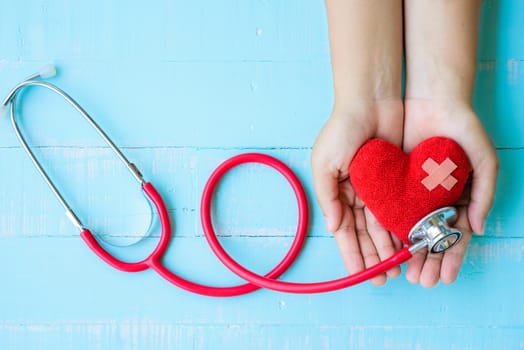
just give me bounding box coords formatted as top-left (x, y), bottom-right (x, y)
top-left (408, 206), bottom-right (462, 254)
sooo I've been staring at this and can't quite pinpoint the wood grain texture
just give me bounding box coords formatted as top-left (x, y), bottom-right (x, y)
top-left (0, 0), bottom-right (523, 349)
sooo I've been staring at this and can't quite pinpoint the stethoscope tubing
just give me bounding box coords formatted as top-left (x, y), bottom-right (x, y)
top-left (3, 71), bottom-right (415, 297)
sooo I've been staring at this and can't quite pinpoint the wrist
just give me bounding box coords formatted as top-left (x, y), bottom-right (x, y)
top-left (331, 99), bottom-right (404, 140)
top-left (404, 62), bottom-right (477, 103)
top-left (333, 98), bottom-right (403, 116)
top-left (332, 57), bottom-right (403, 107)
top-left (404, 97), bottom-right (476, 123)
top-left (403, 0), bottom-right (481, 103)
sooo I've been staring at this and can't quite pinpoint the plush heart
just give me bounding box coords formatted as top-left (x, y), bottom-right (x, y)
top-left (349, 137), bottom-right (469, 244)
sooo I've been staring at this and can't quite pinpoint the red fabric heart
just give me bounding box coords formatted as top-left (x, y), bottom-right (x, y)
top-left (349, 137), bottom-right (469, 244)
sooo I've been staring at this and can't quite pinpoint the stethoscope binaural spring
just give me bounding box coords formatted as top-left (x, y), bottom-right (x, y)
top-left (1, 65), bottom-right (463, 296)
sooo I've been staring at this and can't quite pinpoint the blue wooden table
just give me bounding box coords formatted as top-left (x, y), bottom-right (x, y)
top-left (0, 1), bottom-right (522, 349)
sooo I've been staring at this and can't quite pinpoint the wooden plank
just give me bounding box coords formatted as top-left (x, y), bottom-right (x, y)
top-left (0, 0), bottom-right (329, 62)
top-left (1, 323), bottom-right (523, 350)
top-left (0, 60), bottom-right (333, 148)
top-left (0, 148), bottom-right (520, 240)
top-left (0, 235), bottom-right (522, 325)
top-left (0, 59), bottom-right (522, 148)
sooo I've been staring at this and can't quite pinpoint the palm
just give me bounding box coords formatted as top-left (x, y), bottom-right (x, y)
top-left (312, 101), bottom-right (404, 285)
top-left (403, 99), bottom-right (498, 286)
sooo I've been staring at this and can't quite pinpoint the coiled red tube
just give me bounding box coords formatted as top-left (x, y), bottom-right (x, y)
top-left (200, 153), bottom-right (413, 294)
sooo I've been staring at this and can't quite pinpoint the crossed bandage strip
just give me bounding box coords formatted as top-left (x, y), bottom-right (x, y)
top-left (421, 157), bottom-right (458, 191)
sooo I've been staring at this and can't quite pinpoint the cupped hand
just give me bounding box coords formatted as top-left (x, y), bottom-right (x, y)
top-left (311, 100), bottom-right (404, 286)
top-left (403, 99), bottom-right (498, 287)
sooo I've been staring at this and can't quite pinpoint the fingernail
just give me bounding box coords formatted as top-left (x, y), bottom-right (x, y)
top-left (477, 220), bottom-right (486, 235)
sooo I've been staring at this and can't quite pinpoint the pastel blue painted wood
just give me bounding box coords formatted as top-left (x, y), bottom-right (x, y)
top-left (0, 0), bottom-right (523, 349)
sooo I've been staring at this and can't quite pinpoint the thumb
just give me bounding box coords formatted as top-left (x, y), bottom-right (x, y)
top-left (467, 148), bottom-right (499, 234)
top-left (312, 165), bottom-right (343, 233)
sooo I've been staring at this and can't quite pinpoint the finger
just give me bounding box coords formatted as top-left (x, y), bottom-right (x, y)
top-left (354, 208), bottom-right (387, 286)
top-left (406, 207), bottom-right (473, 288)
top-left (364, 207), bottom-right (401, 278)
top-left (418, 250), bottom-right (444, 288)
top-left (333, 206), bottom-right (365, 275)
top-left (419, 207), bottom-right (472, 287)
top-left (338, 179), bottom-right (357, 207)
top-left (466, 144), bottom-right (499, 235)
top-left (312, 164), bottom-right (343, 232)
top-left (405, 249), bottom-right (427, 285)
top-left (392, 235), bottom-right (404, 251)
top-left (440, 206), bottom-right (472, 284)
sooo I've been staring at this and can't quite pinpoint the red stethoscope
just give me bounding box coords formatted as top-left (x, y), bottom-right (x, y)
top-left (1, 66), bottom-right (462, 297)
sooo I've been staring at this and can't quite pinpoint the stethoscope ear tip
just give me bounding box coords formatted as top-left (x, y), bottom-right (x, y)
top-left (38, 64), bottom-right (57, 79)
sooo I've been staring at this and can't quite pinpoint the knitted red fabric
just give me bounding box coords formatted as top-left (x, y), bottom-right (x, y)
top-left (349, 137), bottom-right (469, 244)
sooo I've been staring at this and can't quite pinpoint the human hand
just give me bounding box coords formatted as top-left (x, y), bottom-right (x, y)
top-left (319, 0), bottom-right (403, 285)
top-left (403, 99), bottom-right (498, 287)
top-left (312, 101), bottom-right (404, 286)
